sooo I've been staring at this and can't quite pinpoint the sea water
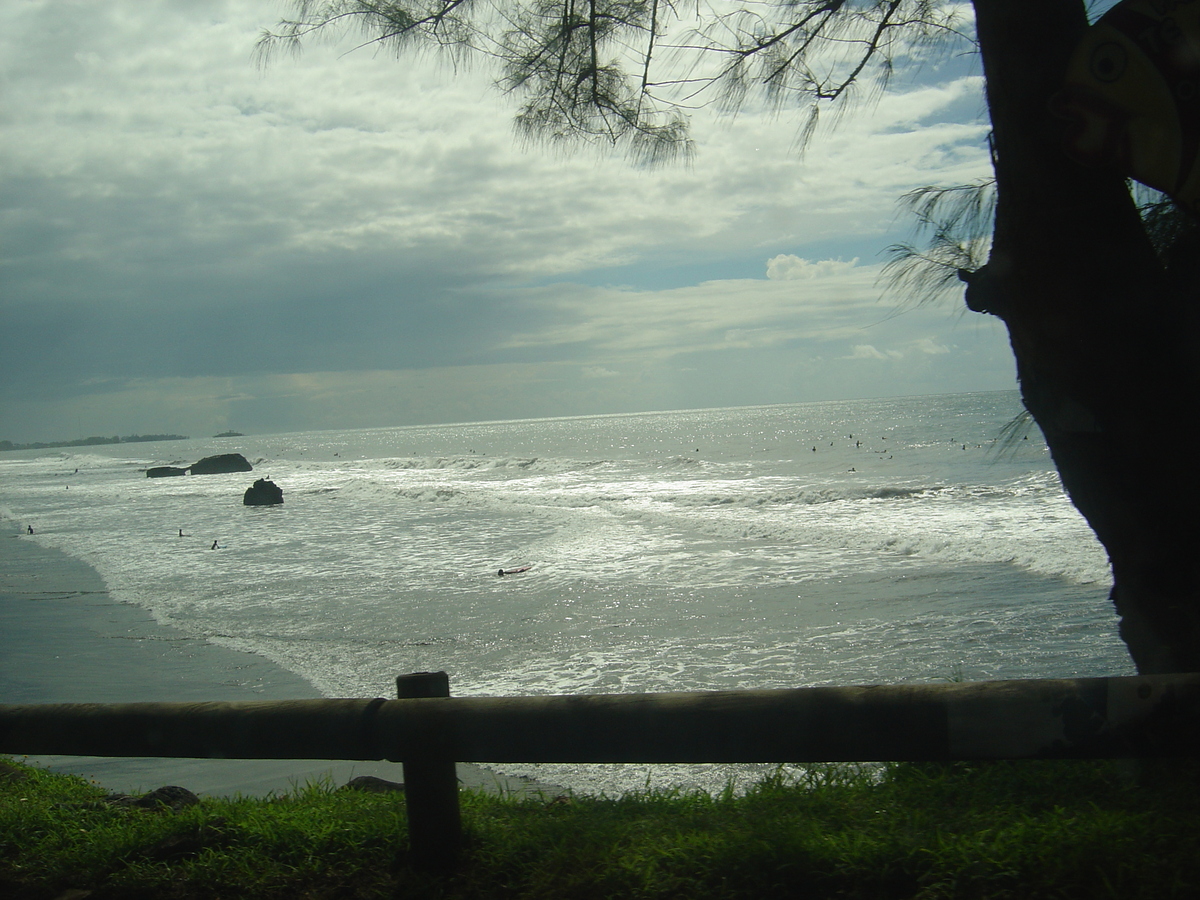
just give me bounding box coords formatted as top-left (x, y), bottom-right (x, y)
top-left (0, 391), bottom-right (1131, 793)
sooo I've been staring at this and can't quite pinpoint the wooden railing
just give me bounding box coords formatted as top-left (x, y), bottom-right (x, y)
top-left (3, 672), bottom-right (1198, 871)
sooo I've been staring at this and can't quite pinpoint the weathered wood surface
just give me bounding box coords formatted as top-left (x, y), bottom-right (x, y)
top-left (396, 672), bottom-right (461, 871)
top-left (1, 674), bottom-right (1197, 763)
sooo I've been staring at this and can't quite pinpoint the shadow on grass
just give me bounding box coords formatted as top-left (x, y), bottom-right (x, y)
top-left (1, 756), bottom-right (1197, 899)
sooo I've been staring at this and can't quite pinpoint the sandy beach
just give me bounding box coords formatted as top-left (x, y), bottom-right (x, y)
top-left (0, 530), bottom-right (549, 798)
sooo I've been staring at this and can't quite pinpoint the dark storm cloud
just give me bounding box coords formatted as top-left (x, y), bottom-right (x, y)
top-left (0, 2), bottom-right (1012, 441)
top-left (1, 236), bottom-right (544, 399)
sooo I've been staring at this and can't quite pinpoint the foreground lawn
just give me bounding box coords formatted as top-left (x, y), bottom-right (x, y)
top-left (1, 755), bottom-right (1197, 899)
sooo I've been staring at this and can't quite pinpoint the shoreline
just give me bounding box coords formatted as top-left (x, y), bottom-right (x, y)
top-left (0, 532), bottom-right (553, 798)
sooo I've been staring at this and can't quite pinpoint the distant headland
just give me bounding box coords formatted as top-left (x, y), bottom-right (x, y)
top-left (213, 431), bottom-right (244, 438)
top-left (0, 434), bottom-right (189, 452)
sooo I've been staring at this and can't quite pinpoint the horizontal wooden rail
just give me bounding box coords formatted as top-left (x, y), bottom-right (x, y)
top-left (5, 673), bottom-right (1198, 872)
top-left (3, 674), bottom-right (1199, 764)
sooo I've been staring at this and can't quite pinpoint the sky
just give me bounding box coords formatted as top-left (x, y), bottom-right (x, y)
top-left (0, 0), bottom-right (1017, 443)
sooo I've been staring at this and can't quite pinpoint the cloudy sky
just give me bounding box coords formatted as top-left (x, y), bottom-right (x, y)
top-left (0, 0), bottom-right (1016, 443)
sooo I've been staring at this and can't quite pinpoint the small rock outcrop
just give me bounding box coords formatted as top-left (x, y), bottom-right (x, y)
top-left (146, 466), bottom-right (188, 478)
top-left (105, 785), bottom-right (201, 811)
top-left (341, 775), bottom-right (405, 794)
top-left (136, 817), bottom-right (231, 862)
top-left (243, 478), bottom-right (284, 506)
top-left (0, 760), bottom-right (30, 784)
top-left (189, 453), bottom-right (253, 475)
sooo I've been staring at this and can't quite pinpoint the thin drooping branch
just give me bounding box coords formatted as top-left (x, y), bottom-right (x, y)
top-left (255, 0), bottom-right (484, 64)
top-left (259, 1), bottom-right (973, 161)
top-left (808, 1), bottom-right (903, 101)
top-left (882, 180), bottom-right (996, 306)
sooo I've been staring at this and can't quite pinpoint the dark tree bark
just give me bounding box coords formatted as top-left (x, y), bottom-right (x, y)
top-left (970, 0), bottom-right (1200, 673)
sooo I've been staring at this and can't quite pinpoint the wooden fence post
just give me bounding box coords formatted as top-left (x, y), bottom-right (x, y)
top-left (396, 672), bottom-right (462, 872)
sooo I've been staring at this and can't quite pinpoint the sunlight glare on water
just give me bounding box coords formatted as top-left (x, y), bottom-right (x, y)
top-left (1, 392), bottom-right (1127, 793)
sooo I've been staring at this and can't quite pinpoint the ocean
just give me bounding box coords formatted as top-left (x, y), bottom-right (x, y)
top-left (0, 391), bottom-right (1131, 793)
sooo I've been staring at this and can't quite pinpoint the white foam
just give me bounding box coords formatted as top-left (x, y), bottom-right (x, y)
top-left (0, 392), bottom-right (1128, 793)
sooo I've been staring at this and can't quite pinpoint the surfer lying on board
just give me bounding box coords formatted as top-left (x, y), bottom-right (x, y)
top-left (498, 565), bottom-right (532, 576)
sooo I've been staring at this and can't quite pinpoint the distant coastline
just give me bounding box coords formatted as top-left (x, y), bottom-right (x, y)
top-left (0, 434), bottom-right (189, 452)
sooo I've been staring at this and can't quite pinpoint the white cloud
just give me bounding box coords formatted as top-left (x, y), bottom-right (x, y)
top-left (499, 259), bottom-right (888, 360)
top-left (847, 345), bottom-right (896, 360)
top-left (844, 338), bottom-right (951, 361)
top-left (766, 255), bottom-right (861, 281)
top-left (913, 337), bottom-right (952, 355)
top-left (0, 3), bottom-right (1006, 440)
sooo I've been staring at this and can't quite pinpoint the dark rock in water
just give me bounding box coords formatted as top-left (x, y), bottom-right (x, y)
top-left (243, 478), bottom-right (284, 506)
top-left (189, 453), bottom-right (253, 475)
top-left (146, 466), bottom-right (188, 478)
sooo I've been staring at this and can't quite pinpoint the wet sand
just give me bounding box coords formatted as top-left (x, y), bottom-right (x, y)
top-left (0, 532), bottom-right (552, 798)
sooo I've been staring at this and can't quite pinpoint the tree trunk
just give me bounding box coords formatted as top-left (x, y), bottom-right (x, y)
top-left (970, 0), bottom-right (1200, 673)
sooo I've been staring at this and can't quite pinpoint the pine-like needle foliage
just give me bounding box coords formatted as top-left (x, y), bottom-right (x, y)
top-left (497, 0), bottom-right (692, 163)
top-left (258, 1), bottom-right (972, 162)
top-left (882, 178), bottom-right (995, 306)
top-left (1139, 192), bottom-right (1200, 296)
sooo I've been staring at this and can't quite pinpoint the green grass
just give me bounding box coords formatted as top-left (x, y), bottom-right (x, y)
top-left (2, 756), bottom-right (1197, 899)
